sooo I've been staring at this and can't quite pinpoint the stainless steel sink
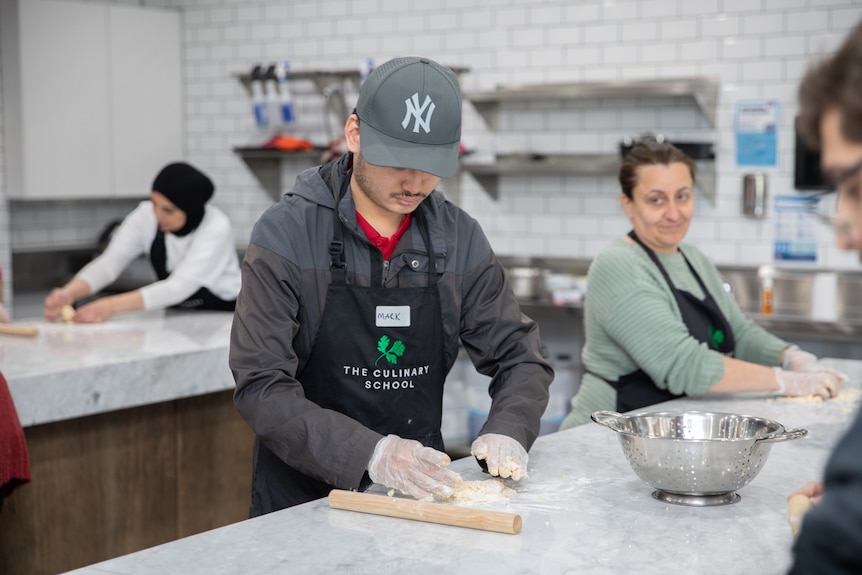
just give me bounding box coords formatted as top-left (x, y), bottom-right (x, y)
top-left (837, 272), bottom-right (862, 321)
top-left (720, 266), bottom-right (862, 321)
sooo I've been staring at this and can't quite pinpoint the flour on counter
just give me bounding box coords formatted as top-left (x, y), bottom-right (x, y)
top-left (443, 479), bottom-right (516, 505)
top-left (774, 387), bottom-right (862, 415)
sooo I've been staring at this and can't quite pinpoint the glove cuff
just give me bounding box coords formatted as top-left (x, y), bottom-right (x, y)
top-left (773, 367), bottom-right (785, 395)
top-left (780, 345), bottom-right (800, 370)
top-left (367, 434), bottom-right (396, 484)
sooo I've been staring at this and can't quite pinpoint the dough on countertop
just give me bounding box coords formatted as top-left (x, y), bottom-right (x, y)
top-left (440, 479), bottom-right (516, 505)
top-left (60, 305), bottom-right (75, 324)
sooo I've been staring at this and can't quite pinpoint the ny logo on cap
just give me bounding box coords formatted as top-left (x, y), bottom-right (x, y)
top-left (402, 93), bottom-right (436, 134)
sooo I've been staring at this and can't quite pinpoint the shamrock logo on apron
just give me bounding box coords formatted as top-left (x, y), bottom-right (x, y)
top-left (708, 325), bottom-right (725, 350)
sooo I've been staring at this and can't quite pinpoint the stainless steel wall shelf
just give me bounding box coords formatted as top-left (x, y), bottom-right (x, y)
top-left (235, 69), bottom-right (363, 96)
top-left (464, 76), bottom-right (720, 129)
top-left (235, 66), bottom-right (470, 97)
top-left (460, 153), bottom-right (716, 203)
top-left (461, 76), bottom-right (720, 204)
top-left (460, 153), bottom-right (620, 200)
top-left (232, 147), bottom-right (325, 201)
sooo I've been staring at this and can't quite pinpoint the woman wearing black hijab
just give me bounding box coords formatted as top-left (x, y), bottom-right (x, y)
top-left (43, 162), bottom-right (241, 323)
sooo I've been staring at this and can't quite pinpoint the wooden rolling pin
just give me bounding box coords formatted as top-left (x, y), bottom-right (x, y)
top-left (0, 323), bottom-right (39, 337)
top-left (327, 489), bottom-right (522, 535)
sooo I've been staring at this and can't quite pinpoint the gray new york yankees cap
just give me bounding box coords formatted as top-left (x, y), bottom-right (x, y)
top-left (356, 56), bottom-right (462, 178)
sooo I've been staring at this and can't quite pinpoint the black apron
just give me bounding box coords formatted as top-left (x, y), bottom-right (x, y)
top-left (249, 173), bottom-right (447, 515)
top-left (606, 231), bottom-right (735, 413)
top-left (149, 230), bottom-right (236, 311)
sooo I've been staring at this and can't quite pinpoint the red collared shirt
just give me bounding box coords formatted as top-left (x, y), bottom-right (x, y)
top-left (356, 212), bottom-right (412, 261)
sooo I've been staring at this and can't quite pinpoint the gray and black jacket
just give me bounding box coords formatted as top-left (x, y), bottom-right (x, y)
top-left (230, 154), bottom-right (553, 493)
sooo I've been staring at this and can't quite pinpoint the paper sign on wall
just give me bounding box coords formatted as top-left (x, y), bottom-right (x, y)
top-left (735, 99), bottom-right (779, 167)
top-left (773, 194), bottom-right (818, 263)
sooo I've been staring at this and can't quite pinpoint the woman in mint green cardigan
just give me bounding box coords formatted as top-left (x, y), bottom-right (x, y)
top-left (560, 140), bottom-right (845, 429)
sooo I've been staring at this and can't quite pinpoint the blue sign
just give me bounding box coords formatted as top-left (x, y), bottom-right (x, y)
top-left (736, 100), bottom-right (779, 167)
top-left (773, 194), bottom-right (818, 263)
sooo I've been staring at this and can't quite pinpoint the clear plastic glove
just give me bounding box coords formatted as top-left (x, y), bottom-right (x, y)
top-left (367, 435), bottom-right (462, 501)
top-left (781, 345), bottom-right (819, 371)
top-left (781, 346), bottom-right (849, 381)
top-left (774, 367), bottom-right (844, 399)
top-left (471, 433), bottom-right (528, 480)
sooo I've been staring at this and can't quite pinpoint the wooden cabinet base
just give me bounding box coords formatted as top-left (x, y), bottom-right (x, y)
top-left (0, 390), bottom-right (254, 575)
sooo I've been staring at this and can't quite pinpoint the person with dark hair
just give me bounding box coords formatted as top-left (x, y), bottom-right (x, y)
top-left (786, 19), bottom-right (862, 575)
top-left (560, 139), bottom-right (845, 428)
top-left (230, 56), bottom-right (552, 515)
top-left (43, 162), bottom-right (241, 323)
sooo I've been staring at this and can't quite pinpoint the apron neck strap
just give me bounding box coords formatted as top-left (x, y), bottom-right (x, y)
top-left (627, 230), bottom-right (710, 296)
top-left (413, 206), bottom-right (438, 286)
top-left (329, 164), bottom-right (350, 284)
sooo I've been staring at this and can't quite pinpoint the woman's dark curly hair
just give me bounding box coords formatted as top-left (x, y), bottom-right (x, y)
top-left (618, 140), bottom-right (696, 200)
top-left (798, 20), bottom-right (862, 149)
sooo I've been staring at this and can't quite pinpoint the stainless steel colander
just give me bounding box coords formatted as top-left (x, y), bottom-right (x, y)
top-left (592, 410), bottom-right (807, 506)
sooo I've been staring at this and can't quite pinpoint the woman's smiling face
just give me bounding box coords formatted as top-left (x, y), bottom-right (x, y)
top-left (621, 162), bottom-right (695, 254)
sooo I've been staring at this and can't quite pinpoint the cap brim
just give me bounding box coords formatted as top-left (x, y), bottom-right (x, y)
top-left (360, 122), bottom-right (458, 179)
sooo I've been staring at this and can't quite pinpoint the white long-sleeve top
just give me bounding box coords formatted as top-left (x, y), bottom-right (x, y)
top-left (76, 201), bottom-right (242, 310)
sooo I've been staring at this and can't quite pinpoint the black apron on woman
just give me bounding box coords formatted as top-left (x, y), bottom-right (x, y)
top-left (605, 230), bottom-right (736, 413)
top-left (249, 173), bottom-right (447, 515)
top-left (149, 230), bottom-right (236, 311)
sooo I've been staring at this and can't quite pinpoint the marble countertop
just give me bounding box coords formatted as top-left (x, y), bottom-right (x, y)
top-left (1, 305), bottom-right (236, 427)
top-left (60, 359), bottom-right (862, 575)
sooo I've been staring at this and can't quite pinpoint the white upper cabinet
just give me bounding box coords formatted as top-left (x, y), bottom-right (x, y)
top-left (108, 5), bottom-right (183, 199)
top-left (1, 0), bottom-right (183, 199)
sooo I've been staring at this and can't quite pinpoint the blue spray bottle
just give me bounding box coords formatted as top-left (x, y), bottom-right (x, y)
top-left (264, 64), bottom-right (281, 131)
top-left (276, 61), bottom-right (296, 126)
top-left (250, 64), bottom-right (268, 129)
top-left (359, 57), bottom-right (374, 85)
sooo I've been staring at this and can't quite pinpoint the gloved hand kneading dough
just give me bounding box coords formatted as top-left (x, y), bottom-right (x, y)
top-left (471, 433), bottom-right (528, 480)
top-left (774, 367), bottom-right (844, 399)
top-left (367, 435), bottom-right (461, 501)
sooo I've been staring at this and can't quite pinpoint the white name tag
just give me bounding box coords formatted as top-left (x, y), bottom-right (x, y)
top-left (376, 306), bottom-right (411, 327)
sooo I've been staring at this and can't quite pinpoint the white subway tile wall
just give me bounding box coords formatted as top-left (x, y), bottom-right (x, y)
top-left (2, 0), bottom-right (862, 274)
top-left (0, 46), bottom-right (9, 307)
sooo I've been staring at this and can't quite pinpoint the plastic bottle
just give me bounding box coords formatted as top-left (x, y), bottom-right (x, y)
top-left (276, 61), bottom-right (296, 126)
top-left (264, 64), bottom-right (281, 131)
top-left (758, 265), bottom-right (774, 315)
top-left (359, 57), bottom-right (374, 85)
top-left (250, 64), bottom-right (268, 129)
